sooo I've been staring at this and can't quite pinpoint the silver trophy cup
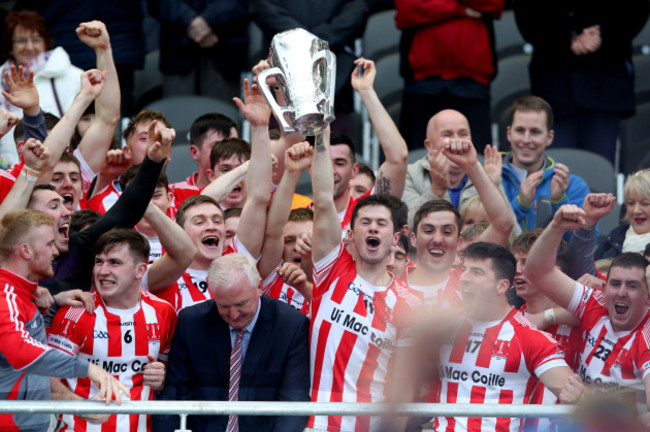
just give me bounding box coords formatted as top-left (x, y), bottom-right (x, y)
top-left (257, 28), bottom-right (336, 136)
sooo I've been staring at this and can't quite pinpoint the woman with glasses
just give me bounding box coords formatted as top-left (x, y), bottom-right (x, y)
top-left (0, 10), bottom-right (82, 166)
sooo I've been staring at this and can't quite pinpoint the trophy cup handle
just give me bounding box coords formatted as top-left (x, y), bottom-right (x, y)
top-left (258, 67), bottom-right (296, 134)
top-left (313, 50), bottom-right (336, 124)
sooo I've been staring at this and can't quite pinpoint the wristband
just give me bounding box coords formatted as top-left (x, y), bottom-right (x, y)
top-left (544, 308), bottom-right (557, 325)
top-left (20, 166), bottom-right (40, 182)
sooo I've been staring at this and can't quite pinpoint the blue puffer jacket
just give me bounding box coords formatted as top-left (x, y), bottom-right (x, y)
top-left (501, 153), bottom-right (592, 233)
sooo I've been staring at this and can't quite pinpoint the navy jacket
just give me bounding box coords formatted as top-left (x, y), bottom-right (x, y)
top-left (153, 295), bottom-right (310, 432)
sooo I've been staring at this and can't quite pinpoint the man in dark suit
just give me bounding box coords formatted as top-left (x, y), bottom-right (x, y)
top-left (153, 253), bottom-right (310, 432)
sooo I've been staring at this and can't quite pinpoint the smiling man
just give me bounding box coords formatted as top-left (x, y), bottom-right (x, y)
top-left (502, 96), bottom-right (590, 233)
top-left (47, 229), bottom-right (176, 431)
top-left (524, 204), bottom-right (650, 423)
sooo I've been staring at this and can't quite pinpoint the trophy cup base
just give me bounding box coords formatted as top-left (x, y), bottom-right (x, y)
top-left (293, 112), bottom-right (327, 136)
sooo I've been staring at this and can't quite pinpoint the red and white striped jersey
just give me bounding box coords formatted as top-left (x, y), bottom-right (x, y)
top-left (406, 265), bottom-right (462, 311)
top-left (520, 304), bottom-right (583, 432)
top-left (170, 172), bottom-right (201, 209)
top-left (568, 283), bottom-right (650, 394)
top-left (152, 237), bottom-right (249, 312)
top-left (47, 290), bottom-right (177, 432)
top-left (434, 307), bottom-right (567, 432)
top-left (262, 269), bottom-right (310, 315)
top-left (155, 268), bottom-right (210, 312)
top-left (85, 181), bottom-right (120, 215)
top-left (86, 181), bottom-right (178, 219)
top-left (308, 243), bottom-right (421, 432)
top-left (520, 304), bottom-right (582, 371)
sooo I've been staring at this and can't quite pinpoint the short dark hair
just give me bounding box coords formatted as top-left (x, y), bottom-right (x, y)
top-left (94, 228), bottom-right (150, 265)
top-left (224, 207), bottom-right (242, 221)
top-left (350, 194), bottom-right (398, 233)
top-left (511, 228), bottom-right (571, 273)
top-left (357, 162), bottom-right (376, 184)
top-left (397, 232), bottom-right (409, 253)
top-left (122, 110), bottom-right (171, 141)
top-left (209, 138), bottom-right (251, 171)
top-left (69, 209), bottom-right (101, 236)
top-left (330, 132), bottom-right (356, 163)
top-left (607, 253), bottom-right (649, 288)
top-left (119, 164), bottom-right (169, 192)
top-left (383, 194), bottom-right (408, 230)
top-left (413, 199), bottom-right (461, 236)
top-left (464, 241), bottom-right (517, 284)
top-left (27, 184), bottom-right (56, 207)
top-left (3, 11), bottom-right (55, 61)
top-left (510, 95), bottom-right (554, 131)
top-left (56, 152), bottom-right (81, 170)
top-left (190, 113), bottom-right (237, 148)
top-left (14, 112), bottom-right (59, 143)
top-left (176, 194), bottom-right (222, 227)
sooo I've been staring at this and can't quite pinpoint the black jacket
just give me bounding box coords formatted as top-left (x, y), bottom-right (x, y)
top-left (514, 0), bottom-right (650, 117)
top-left (153, 295), bottom-right (310, 432)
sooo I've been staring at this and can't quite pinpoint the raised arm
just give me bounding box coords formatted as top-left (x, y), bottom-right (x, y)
top-left (2, 65), bottom-right (41, 131)
top-left (442, 141), bottom-right (515, 247)
top-left (79, 121), bottom-right (172, 247)
top-left (352, 58), bottom-right (408, 197)
top-left (257, 141), bottom-right (313, 279)
top-left (232, 78), bottom-right (272, 259)
top-left (311, 127), bottom-right (342, 262)
top-left (144, 203), bottom-right (197, 293)
top-left (0, 139), bottom-right (48, 218)
top-left (201, 160), bottom-right (249, 203)
top-left (567, 193), bottom-right (616, 279)
top-left (75, 21), bottom-right (121, 173)
top-left (40, 70), bottom-right (106, 179)
top-left (524, 204), bottom-right (588, 309)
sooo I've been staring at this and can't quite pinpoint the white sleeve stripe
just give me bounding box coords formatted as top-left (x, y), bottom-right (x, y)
top-left (534, 358), bottom-right (568, 378)
top-left (313, 244), bottom-right (342, 286)
top-left (3, 283), bottom-right (50, 363)
top-left (567, 282), bottom-right (587, 316)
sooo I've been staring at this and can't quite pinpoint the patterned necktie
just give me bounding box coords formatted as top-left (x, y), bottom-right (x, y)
top-left (227, 329), bottom-right (246, 432)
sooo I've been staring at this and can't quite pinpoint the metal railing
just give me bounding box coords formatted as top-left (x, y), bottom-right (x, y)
top-left (0, 401), bottom-right (573, 432)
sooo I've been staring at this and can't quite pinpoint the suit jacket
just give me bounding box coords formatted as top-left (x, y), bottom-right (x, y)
top-left (152, 295), bottom-right (310, 432)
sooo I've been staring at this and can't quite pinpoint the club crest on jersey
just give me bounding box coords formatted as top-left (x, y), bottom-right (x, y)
top-left (613, 349), bottom-right (629, 368)
top-left (147, 323), bottom-right (161, 342)
top-left (492, 339), bottom-right (510, 358)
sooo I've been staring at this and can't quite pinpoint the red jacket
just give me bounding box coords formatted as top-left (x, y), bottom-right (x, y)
top-left (395, 0), bottom-right (504, 85)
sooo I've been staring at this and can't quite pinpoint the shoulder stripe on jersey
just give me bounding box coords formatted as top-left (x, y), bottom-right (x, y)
top-left (592, 289), bottom-right (606, 307)
top-left (513, 312), bottom-right (533, 328)
top-left (64, 306), bottom-right (86, 323)
top-left (642, 319), bottom-right (650, 348)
